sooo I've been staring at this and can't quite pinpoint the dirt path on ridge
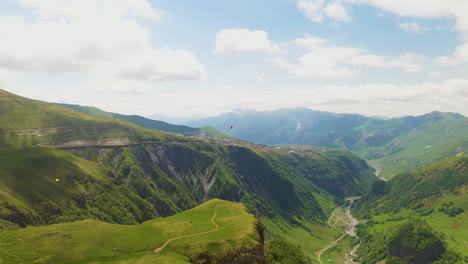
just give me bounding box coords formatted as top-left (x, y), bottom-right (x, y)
top-left (132, 206), bottom-right (227, 264)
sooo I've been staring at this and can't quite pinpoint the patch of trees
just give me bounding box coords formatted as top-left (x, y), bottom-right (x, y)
top-left (439, 202), bottom-right (464, 217)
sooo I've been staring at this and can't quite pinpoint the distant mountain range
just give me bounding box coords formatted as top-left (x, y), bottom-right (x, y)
top-left (181, 108), bottom-right (468, 178)
top-left (148, 112), bottom-right (208, 125)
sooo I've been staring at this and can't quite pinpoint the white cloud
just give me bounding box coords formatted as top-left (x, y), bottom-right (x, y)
top-left (350, 53), bottom-right (424, 72)
top-left (214, 28), bottom-right (275, 54)
top-left (0, 69), bottom-right (17, 92)
top-left (432, 41), bottom-right (468, 67)
top-left (19, 0), bottom-right (162, 21)
top-left (292, 34), bottom-right (328, 50)
top-left (255, 73), bottom-right (265, 86)
top-left (297, 0), bottom-right (351, 22)
top-left (428, 70), bottom-right (446, 78)
top-left (324, 2), bottom-right (351, 21)
top-left (455, 42), bottom-right (468, 62)
top-left (290, 46), bottom-right (362, 78)
top-left (84, 79), bottom-right (153, 95)
top-left (397, 22), bottom-right (430, 33)
top-left (346, 0), bottom-right (468, 37)
top-left (297, 0), bottom-right (326, 22)
top-left (434, 55), bottom-right (460, 67)
top-left (0, 0), bottom-right (206, 81)
top-left (271, 39), bottom-right (425, 78)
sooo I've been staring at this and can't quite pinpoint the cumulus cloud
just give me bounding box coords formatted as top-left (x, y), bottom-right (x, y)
top-left (324, 2), bottom-right (351, 21)
top-left (398, 22), bottom-right (430, 33)
top-left (18, 0), bottom-right (163, 21)
top-left (0, 0), bottom-right (206, 82)
top-left (291, 34), bottom-right (328, 50)
top-left (455, 42), bottom-right (468, 62)
top-left (297, 0), bottom-right (351, 22)
top-left (432, 41), bottom-right (468, 67)
top-left (289, 46), bottom-right (362, 78)
top-left (350, 53), bottom-right (424, 72)
top-left (346, 0), bottom-right (468, 37)
top-left (434, 55), bottom-right (460, 67)
top-left (270, 35), bottom-right (425, 78)
top-left (214, 28), bottom-right (275, 54)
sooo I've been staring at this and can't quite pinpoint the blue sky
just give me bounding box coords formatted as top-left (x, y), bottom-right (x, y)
top-left (0, 0), bottom-right (467, 118)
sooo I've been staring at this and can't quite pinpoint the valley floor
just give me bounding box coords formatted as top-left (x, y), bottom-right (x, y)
top-left (318, 197), bottom-right (361, 264)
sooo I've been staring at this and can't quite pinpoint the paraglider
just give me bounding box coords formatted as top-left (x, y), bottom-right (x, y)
top-left (230, 126), bottom-right (233, 129)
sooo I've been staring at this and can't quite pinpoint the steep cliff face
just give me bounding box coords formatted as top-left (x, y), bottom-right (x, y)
top-left (64, 142), bottom-right (375, 224)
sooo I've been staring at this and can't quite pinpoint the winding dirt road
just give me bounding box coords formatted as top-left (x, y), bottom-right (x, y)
top-left (317, 198), bottom-right (361, 264)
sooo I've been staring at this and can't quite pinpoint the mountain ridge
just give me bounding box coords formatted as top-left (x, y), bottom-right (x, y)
top-left (181, 107), bottom-right (467, 178)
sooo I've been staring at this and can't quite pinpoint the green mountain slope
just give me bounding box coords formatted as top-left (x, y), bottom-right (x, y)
top-left (185, 108), bottom-right (468, 178)
top-left (0, 89), bottom-right (185, 149)
top-left (0, 199), bottom-right (265, 264)
top-left (0, 147), bottom-right (157, 228)
top-left (57, 103), bottom-right (233, 139)
top-left (0, 90), bottom-right (377, 259)
top-left (353, 157), bottom-right (468, 263)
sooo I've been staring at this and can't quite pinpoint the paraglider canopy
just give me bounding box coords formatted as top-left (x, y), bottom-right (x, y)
top-left (55, 179), bottom-right (60, 182)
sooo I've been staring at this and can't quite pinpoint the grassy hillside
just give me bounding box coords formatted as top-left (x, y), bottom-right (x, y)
top-left (184, 108), bottom-right (468, 178)
top-left (0, 147), bottom-right (158, 228)
top-left (352, 157), bottom-right (468, 263)
top-left (0, 89), bottom-right (185, 149)
top-left (0, 199), bottom-right (264, 264)
top-left (57, 103), bottom-right (233, 139)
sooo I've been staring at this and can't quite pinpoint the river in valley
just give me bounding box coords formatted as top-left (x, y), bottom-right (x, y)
top-left (318, 197), bottom-right (361, 264)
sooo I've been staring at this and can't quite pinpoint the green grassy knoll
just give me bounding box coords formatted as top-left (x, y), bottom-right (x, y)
top-left (0, 199), bottom-right (262, 264)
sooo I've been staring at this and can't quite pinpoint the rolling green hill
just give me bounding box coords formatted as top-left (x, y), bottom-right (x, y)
top-left (0, 89), bottom-right (377, 260)
top-left (0, 199), bottom-right (265, 264)
top-left (57, 103), bottom-right (233, 139)
top-left (0, 89), bottom-right (186, 149)
top-left (352, 157), bottom-right (468, 263)
top-left (184, 108), bottom-right (468, 178)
